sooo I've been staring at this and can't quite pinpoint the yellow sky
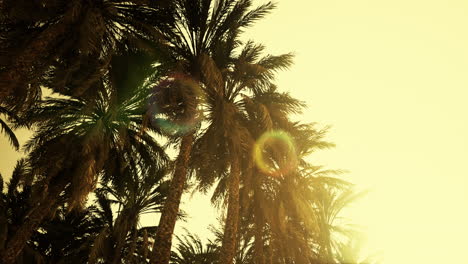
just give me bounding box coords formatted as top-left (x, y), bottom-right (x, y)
top-left (2, 0), bottom-right (468, 263)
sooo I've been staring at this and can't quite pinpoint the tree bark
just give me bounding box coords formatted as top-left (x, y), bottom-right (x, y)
top-left (219, 157), bottom-right (241, 264)
top-left (150, 134), bottom-right (194, 264)
top-left (0, 178), bottom-right (67, 264)
top-left (267, 234), bottom-right (274, 264)
top-left (125, 225), bottom-right (138, 264)
top-left (111, 215), bottom-right (131, 264)
top-left (254, 204), bottom-right (265, 264)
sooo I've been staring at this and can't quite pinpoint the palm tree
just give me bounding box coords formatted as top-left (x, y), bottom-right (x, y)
top-left (240, 164), bottom-right (364, 264)
top-left (23, 158), bottom-right (170, 264)
top-left (170, 230), bottom-right (219, 264)
top-left (0, 159), bottom-right (47, 263)
top-left (313, 180), bottom-right (369, 263)
top-left (189, 40), bottom-right (293, 263)
top-left (150, 1), bottom-right (277, 263)
top-left (30, 206), bottom-right (105, 264)
top-left (237, 90), bottom-right (308, 264)
top-left (233, 88), bottom-right (359, 263)
top-left (170, 226), bottom-right (253, 264)
top-left (0, 106), bottom-right (20, 150)
top-left (0, 50), bottom-right (167, 263)
top-left (0, 0), bottom-right (173, 113)
top-left (334, 231), bottom-right (381, 264)
top-left (89, 160), bottom-right (170, 264)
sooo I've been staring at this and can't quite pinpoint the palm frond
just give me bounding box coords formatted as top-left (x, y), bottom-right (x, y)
top-left (0, 118), bottom-right (19, 150)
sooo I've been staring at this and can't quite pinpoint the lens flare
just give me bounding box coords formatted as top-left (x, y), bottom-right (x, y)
top-left (152, 117), bottom-right (201, 135)
top-left (253, 130), bottom-right (297, 177)
top-left (146, 73), bottom-right (205, 136)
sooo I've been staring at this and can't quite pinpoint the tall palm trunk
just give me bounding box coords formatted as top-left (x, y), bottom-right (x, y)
top-left (266, 233), bottom-right (277, 264)
top-left (125, 225), bottom-right (138, 263)
top-left (111, 215), bottom-right (132, 264)
top-left (267, 239), bottom-right (274, 264)
top-left (252, 171), bottom-right (266, 264)
top-left (254, 204), bottom-right (266, 264)
top-left (111, 210), bottom-right (139, 264)
top-left (0, 178), bottom-right (68, 264)
top-left (151, 134), bottom-right (194, 264)
top-left (219, 156), bottom-right (241, 264)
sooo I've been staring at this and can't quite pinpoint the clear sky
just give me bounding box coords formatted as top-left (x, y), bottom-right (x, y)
top-left (1, 0), bottom-right (468, 263)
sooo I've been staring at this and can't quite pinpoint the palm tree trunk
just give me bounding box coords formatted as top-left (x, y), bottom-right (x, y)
top-left (125, 225), bottom-right (138, 264)
top-left (111, 219), bottom-right (130, 264)
top-left (151, 134), bottom-right (194, 264)
top-left (142, 229), bottom-right (149, 260)
top-left (0, 178), bottom-right (67, 264)
top-left (111, 212), bottom-right (138, 264)
top-left (268, 233), bottom-right (274, 264)
top-left (267, 239), bottom-right (274, 264)
top-left (219, 157), bottom-right (241, 264)
top-left (254, 210), bottom-right (265, 264)
top-left (253, 174), bottom-right (266, 264)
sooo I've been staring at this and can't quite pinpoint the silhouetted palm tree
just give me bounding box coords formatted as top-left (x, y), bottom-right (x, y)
top-left (150, 1), bottom-right (277, 263)
top-left (0, 159), bottom-right (48, 263)
top-left (237, 89), bottom-right (308, 264)
top-left (0, 50), bottom-right (167, 263)
top-left (236, 92), bottom-right (358, 263)
top-left (0, 0), bottom-right (172, 113)
top-left (31, 207), bottom-right (104, 264)
top-left (189, 40), bottom-right (293, 263)
top-left (170, 230), bottom-right (219, 264)
top-left (170, 226), bottom-right (254, 264)
top-left (89, 161), bottom-right (169, 264)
